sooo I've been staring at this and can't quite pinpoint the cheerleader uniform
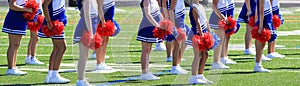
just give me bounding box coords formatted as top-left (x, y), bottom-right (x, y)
top-left (29, 0), bottom-right (43, 22)
top-left (2, 0), bottom-right (28, 35)
top-left (209, 0), bottom-right (228, 29)
top-left (272, 0), bottom-right (284, 25)
top-left (136, 0), bottom-right (162, 43)
top-left (103, 0), bottom-right (121, 37)
top-left (37, 0), bottom-right (67, 39)
top-left (73, 0), bottom-right (99, 43)
top-left (256, 0), bottom-right (277, 42)
top-left (237, 0), bottom-right (256, 23)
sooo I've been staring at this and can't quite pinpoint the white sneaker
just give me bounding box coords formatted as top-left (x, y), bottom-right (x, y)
top-left (220, 57), bottom-right (237, 65)
top-left (105, 55), bottom-right (110, 59)
top-left (198, 76), bottom-right (213, 84)
top-left (6, 69), bottom-right (27, 75)
top-left (95, 62), bottom-right (113, 70)
top-left (27, 58), bottom-right (44, 65)
top-left (170, 66), bottom-right (188, 74)
top-left (267, 52), bottom-right (285, 58)
top-left (211, 62), bottom-right (230, 69)
top-left (25, 58), bottom-right (31, 64)
top-left (253, 66), bottom-right (270, 73)
top-left (90, 53), bottom-right (96, 59)
top-left (166, 57), bottom-right (172, 62)
top-left (153, 43), bottom-right (166, 51)
top-left (244, 48), bottom-right (256, 55)
top-left (254, 55), bottom-right (271, 61)
top-left (189, 76), bottom-right (206, 84)
top-left (140, 73), bottom-right (160, 80)
top-left (45, 74), bottom-right (70, 84)
top-left (76, 80), bottom-right (93, 86)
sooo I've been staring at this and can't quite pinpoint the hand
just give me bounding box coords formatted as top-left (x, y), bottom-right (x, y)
top-left (46, 22), bottom-right (53, 31)
top-left (100, 17), bottom-right (106, 27)
top-left (25, 8), bottom-right (33, 13)
top-left (246, 10), bottom-right (251, 16)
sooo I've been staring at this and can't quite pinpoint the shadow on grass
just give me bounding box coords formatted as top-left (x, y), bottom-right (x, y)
top-left (3, 83), bottom-right (66, 86)
top-left (155, 84), bottom-right (192, 86)
top-left (90, 79), bottom-right (141, 85)
top-left (282, 53), bottom-right (300, 56)
top-left (228, 54), bottom-right (245, 56)
top-left (231, 58), bottom-right (254, 60)
top-left (0, 64), bottom-right (26, 67)
top-left (267, 67), bottom-right (300, 70)
top-left (209, 71), bottom-right (256, 75)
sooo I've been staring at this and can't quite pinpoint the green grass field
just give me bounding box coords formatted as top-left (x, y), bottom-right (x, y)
top-left (0, 6), bottom-right (300, 86)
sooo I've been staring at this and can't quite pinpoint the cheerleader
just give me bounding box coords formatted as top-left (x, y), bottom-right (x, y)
top-left (237, 0), bottom-right (257, 55)
top-left (168, 0), bottom-right (189, 74)
top-left (74, 0), bottom-right (99, 85)
top-left (266, 0), bottom-right (285, 58)
top-left (2, 0), bottom-right (33, 75)
top-left (25, 0), bottom-right (45, 65)
top-left (209, 0), bottom-right (237, 69)
top-left (39, 0), bottom-right (70, 83)
top-left (252, 0), bottom-right (276, 72)
top-left (136, 0), bottom-right (161, 80)
top-left (187, 0), bottom-right (214, 84)
top-left (94, 0), bottom-right (121, 70)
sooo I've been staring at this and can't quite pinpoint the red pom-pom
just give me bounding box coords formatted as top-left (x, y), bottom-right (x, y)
top-left (272, 15), bottom-right (281, 29)
top-left (192, 33), bottom-right (214, 51)
top-left (23, 0), bottom-right (39, 20)
top-left (41, 20), bottom-right (64, 36)
top-left (226, 17), bottom-right (237, 29)
top-left (176, 28), bottom-right (186, 41)
top-left (96, 20), bottom-right (115, 36)
top-left (251, 27), bottom-right (271, 42)
top-left (248, 16), bottom-right (256, 27)
top-left (80, 31), bottom-right (103, 50)
top-left (27, 15), bottom-right (44, 32)
top-left (218, 19), bottom-right (227, 30)
top-left (159, 19), bottom-right (173, 30)
top-left (52, 20), bottom-right (64, 36)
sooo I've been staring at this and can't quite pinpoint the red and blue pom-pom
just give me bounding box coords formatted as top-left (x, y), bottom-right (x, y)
top-left (42, 20), bottom-right (64, 36)
top-left (192, 33), bottom-right (214, 51)
top-left (251, 27), bottom-right (271, 42)
top-left (176, 28), bottom-right (186, 41)
top-left (248, 16), bottom-right (256, 27)
top-left (153, 19), bottom-right (173, 39)
top-left (272, 15), bottom-right (281, 29)
top-left (226, 17), bottom-right (237, 29)
top-left (218, 19), bottom-right (227, 30)
top-left (80, 31), bottom-right (103, 50)
top-left (96, 20), bottom-right (115, 36)
top-left (27, 15), bottom-right (44, 32)
top-left (23, 0), bottom-right (39, 20)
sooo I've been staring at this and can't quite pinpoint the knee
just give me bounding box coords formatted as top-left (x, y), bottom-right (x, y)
top-left (10, 42), bottom-right (20, 48)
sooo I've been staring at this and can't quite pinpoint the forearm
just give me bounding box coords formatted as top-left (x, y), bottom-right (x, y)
top-left (97, 0), bottom-right (105, 22)
top-left (42, 0), bottom-right (51, 22)
top-left (9, 1), bottom-right (27, 11)
top-left (82, 0), bottom-right (93, 31)
top-left (245, 0), bottom-right (251, 12)
top-left (259, 0), bottom-right (264, 29)
top-left (212, 0), bottom-right (225, 19)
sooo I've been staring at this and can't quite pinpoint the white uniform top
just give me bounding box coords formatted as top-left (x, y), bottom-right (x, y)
top-left (263, 0), bottom-right (272, 16)
top-left (52, 0), bottom-right (65, 16)
top-left (150, 0), bottom-right (160, 17)
top-left (103, 0), bottom-right (115, 10)
top-left (175, 0), bottom-right (185, 18)
top-left (15, 0), bottom-right (26, 6)
top-left (217, 0), bottom-right (228, 13)
top-left (227, 0), bottom-right (235, 9)
top-left (272, 0), bottom-right (279, 7)
top-left (192, 3), bottom-right (208, 30)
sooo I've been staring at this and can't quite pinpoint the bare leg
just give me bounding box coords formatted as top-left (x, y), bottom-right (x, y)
top-left (245, 24), bottom-right (253, 49)
top-left (268, 41), bottom-right (275, 54)
top-left (77, 43), bottom-right (89, 80)
top-left (221, 35), bottom-right (230, 58)
top-left (49, 39), bottom-right (66, 70)
top-left (177, 39), bottom-right (187, 65)
top-left (173, 41), bottom-right (180, 66)
top-left (198, 51), bottom-right (208, 74)
top-left (166, 41), bottom-right (173, 57)
top-left (29, 32), bottom-right (39, 57)
top-left (141, 42), bottom-right (152, 74)
top-left (191, 46), bottom-right (201, 75)
top-left (213, 29), bottom-right (225, 62)
top-left (255, 40), bottom-right (266, 62)
top-left (7, 34), bottom-right (22, 69)
top-left (96, 36), bottom-right (109, 64)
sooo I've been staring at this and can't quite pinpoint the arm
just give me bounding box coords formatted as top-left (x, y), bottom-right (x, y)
top-left (169, 0), bottom-right (177, 25)
top-left (42, 0), bottom-right (53, 30)
top-left (258, 0), bottom-right (264, 33)
top-left (192, 7), bottom-right (203, 36)
top-left (161, 0), bottom-right (169, 19)
top-left (96, 0), bottom-right (105, 27)
top-left (9, 0), bottom-right (32, 12)
top-left (82, 0), bottom-right (93, 33)
top-left (212, 0), bottom-right (226, 19)
top-left (143, 0), bottom-right (159, 27)
top-left (245, 0), bottom-right (251, 16)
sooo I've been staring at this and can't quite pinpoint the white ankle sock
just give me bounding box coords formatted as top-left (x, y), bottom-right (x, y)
top-left (26, 55), bottom-right (32, 59)
top-left (197, 74), bottom-right (204, 78)
top-left (255, 62), bottom-right (261, 67)
top-left (48, 70), bottom-right (52, 77)
top-left (172, 66), bottom-right (177, 69)
top-left (52, 70), bottom-right (58, 77)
